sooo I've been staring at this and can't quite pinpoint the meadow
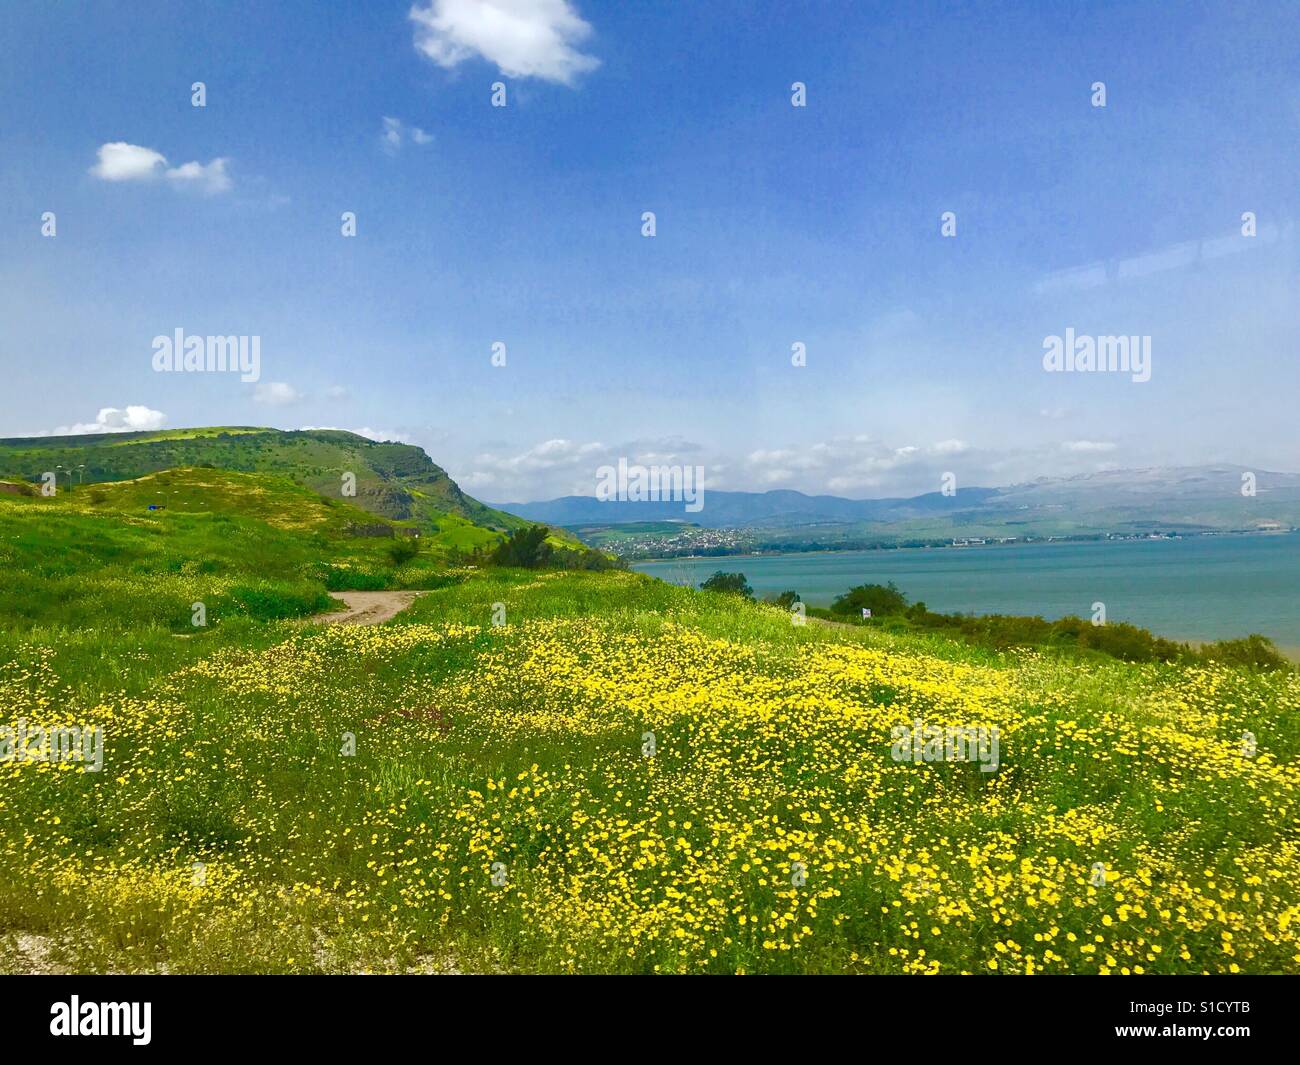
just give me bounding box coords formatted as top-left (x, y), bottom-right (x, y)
top-left (2, 500), bottom-right (1298, 972)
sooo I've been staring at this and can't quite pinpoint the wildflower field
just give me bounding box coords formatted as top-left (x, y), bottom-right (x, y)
top-left (2, 565), bottom-right (1297, 974)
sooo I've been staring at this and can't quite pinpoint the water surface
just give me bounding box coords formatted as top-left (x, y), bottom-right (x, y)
top-left (633, 535), bottom-right (1300, 648)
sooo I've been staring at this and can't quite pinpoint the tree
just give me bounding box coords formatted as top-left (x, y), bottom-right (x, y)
top-left (490, 524), bottom-right (553, 568)
top-left (830, 581), bottom-right (908, 617)
top-left (700, 571), bottom-right (753, 599)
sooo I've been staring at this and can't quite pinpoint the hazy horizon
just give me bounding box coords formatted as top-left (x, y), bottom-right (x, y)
top-left (5, 422), bottom-right (1299, 506)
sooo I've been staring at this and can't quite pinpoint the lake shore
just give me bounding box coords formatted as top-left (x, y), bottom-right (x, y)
top-left (630, 528), bottom-right (1295, 565)
top-left (633, 533), bottom-right (1300, 649)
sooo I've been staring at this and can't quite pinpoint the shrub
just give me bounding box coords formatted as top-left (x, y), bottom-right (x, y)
top-left (322, 566), bottom-right (390, 591)
top-left (1198, 634), bottom-right (1289, 670)
top-left (227, 583), bottom-right (332, 621)
top-left (830, 582), bottom-right (908, 617)
top-left (387, 537), bottom-right (421, 565)
top-left (700, 572), bottom-right (753, 598)
top-left (491, 525), bottom-right (552, 568)
top-left (764, 590), bottom-right (800, 609)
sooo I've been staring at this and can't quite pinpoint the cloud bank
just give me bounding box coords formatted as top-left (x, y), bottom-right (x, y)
top-left (37, 406), bottom-right (167, 437)
top-left (457, 434), bottom-right (1142, 503)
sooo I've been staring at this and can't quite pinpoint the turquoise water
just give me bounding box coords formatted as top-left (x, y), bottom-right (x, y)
top-left (633, 534), bottom-right (1300, 648)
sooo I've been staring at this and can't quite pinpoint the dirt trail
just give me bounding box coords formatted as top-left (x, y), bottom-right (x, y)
top-left (311, 591), bottom-right (424, 626)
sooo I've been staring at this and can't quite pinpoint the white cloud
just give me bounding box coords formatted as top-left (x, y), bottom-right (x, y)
top-left (89, 142), bottom-right (167, 181)
top-left (354, 427), bottom-right (415, 444)
top-left (476, 438), bottom-right (605, 473)
top-left (165, 157), bottom-right (232, 194)
top-left (464, 435), bottom-right (977, 502)
top-left (741, 437), bottom-right (981, 494)
top-left (409, 0), bottom-right (600, 85)
top-left (382, 116), bottom-right (403, 152)
top-left (380, 116), bottom-right (433, 154)
top-left (324, 385), bottom-right (350, 399)
top-left (89, 142), bottom-right (233, 194)
top-left (461, 438), bottom-right (630, 499)
top-left (253, 382), bottom-right (302, 406)
top-left (300, 425), bottom-right (416, 444)
top-left (459, 433), bottom-right (1161, 503)
top-left (461, 436), bottom-right (720, 500)
top-left (40, 405), bottom-right (167, 436)
top-left (735, 437), bottom-right (1133, 496)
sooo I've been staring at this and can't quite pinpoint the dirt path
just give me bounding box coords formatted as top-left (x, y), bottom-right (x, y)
top-left (311, 591), bottom-right (424, 626)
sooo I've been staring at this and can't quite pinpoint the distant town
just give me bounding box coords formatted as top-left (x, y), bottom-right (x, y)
top-left (577, 523), bottom-right (1298, 562)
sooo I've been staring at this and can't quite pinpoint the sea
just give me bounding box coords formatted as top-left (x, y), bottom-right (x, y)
top-left (632, 534), bottom-right (1300, 651)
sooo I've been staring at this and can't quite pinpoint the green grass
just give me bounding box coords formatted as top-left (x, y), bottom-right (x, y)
top-left (0, 471), bottom-right (1296, 975)
top-left (0, 467), bottom-right (500, 630)
top-left (0, 425), bottom-right (530, 535)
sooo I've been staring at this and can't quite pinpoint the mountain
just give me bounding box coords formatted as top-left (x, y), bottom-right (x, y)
top-left (495, 486), bottom-right (1001, 527)
top-left (0, 426), bottom-right (530, 536)
top-left (495, 465), bottom-right (1300, 553)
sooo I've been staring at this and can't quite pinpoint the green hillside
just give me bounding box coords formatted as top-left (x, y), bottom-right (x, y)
top-left (1, 433), bottom-right (1294, 978)
top-left (0, 446), bottom-right (1295, 976)
top-left (0, 466), bottom-right (491, 630)
top-left (0, 426), bottom-right (529, 536)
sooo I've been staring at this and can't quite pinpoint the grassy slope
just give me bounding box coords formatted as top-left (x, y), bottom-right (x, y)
top-left (0, 488), bottom-right (1297, 972)
top-left (0, 467), bottom-right (491, 630)
top-left (0, 426), bottom-right (532, 536)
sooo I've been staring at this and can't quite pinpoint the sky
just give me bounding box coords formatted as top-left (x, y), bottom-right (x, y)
top-left (1, 0), bottom-right (1297, 502)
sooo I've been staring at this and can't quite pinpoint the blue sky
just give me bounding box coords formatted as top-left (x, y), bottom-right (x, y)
top-left (1, 0), bottom-right (1297, 501)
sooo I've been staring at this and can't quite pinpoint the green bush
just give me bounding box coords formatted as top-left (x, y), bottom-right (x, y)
top-left (764, 590), bottom-right (800, 609)
top-left (821, 584), bottom-right (1255, 667)
top-left (323, 566), bottom-right (391, 591)
top-left (491, 525), bottom-right (552, 568)
top-left (227, 583), bottom-right (332, 621)
top-left (830, 581), bottom-right (908, 617)
top-left (700, 571), bottom-right (753, 598)
top-left (1198, 634), bottom-right (1289, 670)
top-left (387, 536), bottom-right (421, 565)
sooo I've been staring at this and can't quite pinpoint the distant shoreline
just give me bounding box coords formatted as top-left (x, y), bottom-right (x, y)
top-left (632, 533), bottom-right (1300, 652)
top-left (629, 527), bottom-right (1298, 565)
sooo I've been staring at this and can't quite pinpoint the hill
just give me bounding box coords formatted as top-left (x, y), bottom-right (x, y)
top-left (0, 426), bottom-right (529, 536)
top-left (0, 465), bottom-right (492, 629)
top-left (497, 486), bottom-right (1001, 527)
